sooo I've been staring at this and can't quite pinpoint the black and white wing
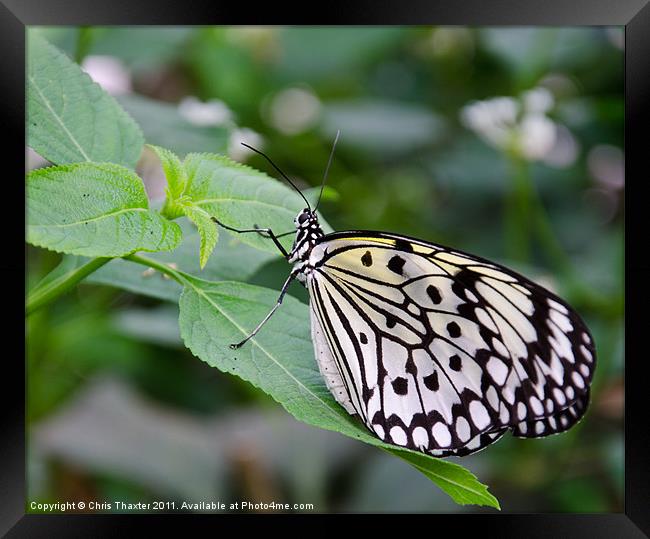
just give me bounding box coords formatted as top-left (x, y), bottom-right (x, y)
top-left (306, 231), bottom-right (596, 457)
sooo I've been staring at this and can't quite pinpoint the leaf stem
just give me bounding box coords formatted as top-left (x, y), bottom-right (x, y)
top-left (26, 257), bottom-right (111, 316)
top-left (26, 253), bottom-right (189, 316)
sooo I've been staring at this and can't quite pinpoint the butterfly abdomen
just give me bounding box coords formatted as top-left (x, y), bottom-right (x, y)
top-left (309, 288), bottom-right (357, 416)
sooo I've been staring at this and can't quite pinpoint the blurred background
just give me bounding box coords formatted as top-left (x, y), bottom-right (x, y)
top-left (27, 26), bottom-right (624, 512)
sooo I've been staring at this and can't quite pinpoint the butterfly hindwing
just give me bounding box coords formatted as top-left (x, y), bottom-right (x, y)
top-left (306, 231), bottom-right (596, 456)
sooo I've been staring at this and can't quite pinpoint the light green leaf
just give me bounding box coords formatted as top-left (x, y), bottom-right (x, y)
top-left (151, 146), bottom-right (220, 268)
top-left (178, 278), bottom-right (499, 509)
top-left (148, 145), bottom-right (188, 220)
top-left (27, 33), bottom-right (144, 168)
top-left (183, 205), bottom-right (219, 269)
top-left (149, 145), bottom-right (187, 201)
top-left (180, 153), bottom-right (331, 254)
top-left (27, 163), bottom-right (181, 257)
top-left (86, 219), bottom-right (277, 302)
top-left (151, 148), bottom-right (333, 266)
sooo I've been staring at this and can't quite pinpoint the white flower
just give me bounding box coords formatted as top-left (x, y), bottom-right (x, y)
top-left (519, 114), bottom-right (556, 160)
top-left (522, 87), bottom-right (554, 114)
top-left (266, 87), bottom-right (321, 135)
top-left (229, 128), bottom-right (264, 161)
top-left (82, 55), bottom-right (132, 96)
top-left (460, 97), bottom-right (519, 149)
top-left (460, 87), bottom-right (565, 162)
top-left (178, 97), bottom-right (234, 127)
top-left (543, 124), bottom-right (580, 168)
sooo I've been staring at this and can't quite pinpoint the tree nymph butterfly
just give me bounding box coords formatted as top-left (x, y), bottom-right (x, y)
top-left (213, 132), bottom-right (596, 458)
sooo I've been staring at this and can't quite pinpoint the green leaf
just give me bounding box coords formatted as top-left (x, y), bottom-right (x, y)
top-left (151, 148), bottom-right (332, 267)
top-left (27, 163), bottom-right (181, 257)
top-left (183, 205), bottom-right (219, 269)
top-left (148, 144), bottom-right (188, 220)
top-left (388, 448), bottom-right (500, 508)
top-left (178, 278), bottom-right (499, 508)
top-left (149, 145), bottom-right (187, 201)
top-left (27, 33), bottom-right (144, 168)
top-left (117, 94), bottom-right (230, 157)
top-left (85, 219), bottom-right (277, 302)
top-left (179, 153), bottom-right (331, 254)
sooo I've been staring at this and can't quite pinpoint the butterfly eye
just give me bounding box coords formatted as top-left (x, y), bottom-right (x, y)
top-left (297, 212), bottom-right (309, 225)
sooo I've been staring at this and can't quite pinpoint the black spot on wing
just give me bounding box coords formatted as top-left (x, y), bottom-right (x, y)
top-left (449, 354), bottom-right (462, 371)
top-left (362, 386), bottom-right (375, 403)
top-left (387, 255), bottom-right (406, 275)
top-left (423, 371), bottom-right (439, 391)
top-left (447, 321), bottom-right (461, 338)
top-left (394, 238), bottom-right (414, 253)
top-left (359, 332), bottom-right (368, 344)
top-left (426, 285), bottom-right (442, 304)
top-left (386, 314), bottom-right (397, 328)
top-left (361, 251), bottom-right (373, 267)
top-left (391, 377), bottom-right (409, 395)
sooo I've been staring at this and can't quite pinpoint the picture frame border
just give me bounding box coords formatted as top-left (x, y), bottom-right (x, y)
top-left (5, 1), bottom-right (646, 534)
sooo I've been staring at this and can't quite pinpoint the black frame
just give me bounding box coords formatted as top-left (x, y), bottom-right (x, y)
top-left (6, 1), bottom-right (648, 535)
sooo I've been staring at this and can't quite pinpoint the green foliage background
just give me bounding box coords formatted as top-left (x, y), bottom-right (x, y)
top-left (27, 26), bottom-right (623, 513)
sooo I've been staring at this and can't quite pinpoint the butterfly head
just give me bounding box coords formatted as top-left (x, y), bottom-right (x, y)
top-left (294, 208), bottom-right (318, 229)
top-left (289, 208), bottom-right (324, 266)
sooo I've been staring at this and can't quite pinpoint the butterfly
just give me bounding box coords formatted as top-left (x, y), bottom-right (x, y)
top-left (214, 133), bottom-right (596, 458)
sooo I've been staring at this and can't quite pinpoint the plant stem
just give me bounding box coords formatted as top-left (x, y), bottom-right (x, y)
top-left (26, 257), bottom-right (111, 316)
top-left (530, 191), bottom-right (573, 278)
top-left (506, 152), bottom-right (576, 276)
top-left (505, 156), bottom-right (617, 317)
top-left (123, 253), bottom-right (185, 284)
top-left (505, 153), bottom-right (532, 262)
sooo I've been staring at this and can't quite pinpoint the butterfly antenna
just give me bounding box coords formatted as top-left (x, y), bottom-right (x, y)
top-left (315, 130), bottom-right (340, 212)
top-left (241, 142), bottom-right (311, 210)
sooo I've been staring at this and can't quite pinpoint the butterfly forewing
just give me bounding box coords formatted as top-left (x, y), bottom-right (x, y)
top-left (307, 232), bottom-right (596, 456)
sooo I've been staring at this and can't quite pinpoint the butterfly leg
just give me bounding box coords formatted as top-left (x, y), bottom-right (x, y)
top-left (212, 217), bottom-right (290, 259)
top-left (230, 269), bottom-right (299, 349)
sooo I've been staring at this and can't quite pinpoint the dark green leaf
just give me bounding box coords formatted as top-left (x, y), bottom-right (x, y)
top-left (27, 33), bottom-right (144, 168)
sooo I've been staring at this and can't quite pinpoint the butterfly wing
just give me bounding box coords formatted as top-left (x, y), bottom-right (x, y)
top-left (306, 231), bottom-right (596, 457)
